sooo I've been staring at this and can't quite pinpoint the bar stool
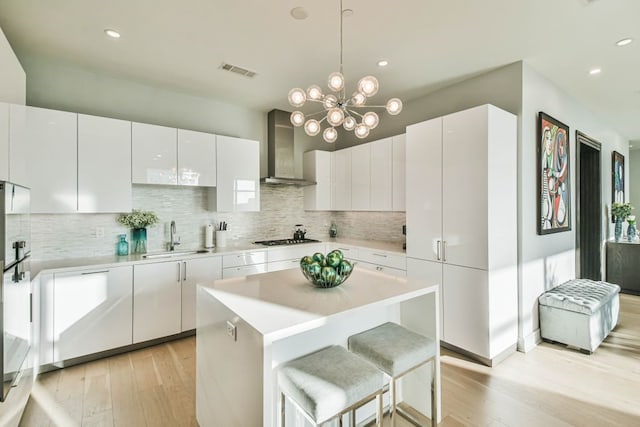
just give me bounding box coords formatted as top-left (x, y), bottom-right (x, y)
top-left (277, 345), bottom-right (385, 426)
top-left (348, 322), bottom-right (438, 427)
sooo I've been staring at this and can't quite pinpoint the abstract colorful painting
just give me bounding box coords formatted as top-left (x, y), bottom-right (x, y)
top-left (612, 151), bottom-right (625, 221)
top-left (538, 112), bottom-right (571, 235)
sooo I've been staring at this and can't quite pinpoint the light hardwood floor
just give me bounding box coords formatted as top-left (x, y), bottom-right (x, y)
top-left (21, 294), bottom-right (640, 426)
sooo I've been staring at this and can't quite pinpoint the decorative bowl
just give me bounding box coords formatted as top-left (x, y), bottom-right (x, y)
top-left (299, 250), bottom-right (354, 288)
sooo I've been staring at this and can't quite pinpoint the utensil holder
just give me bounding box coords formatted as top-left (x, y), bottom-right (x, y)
top-left (216, 230), bottom-right (228, 248)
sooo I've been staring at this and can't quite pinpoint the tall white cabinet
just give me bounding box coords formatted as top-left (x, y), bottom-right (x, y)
top-left (211, 135), bottom-right (260, 212)
top-left (303, 150), bottom-right (332, 211)
top-left (0, 103), bottom-right (8, 181)
top-left (406, 104), bottom-right (517, 365)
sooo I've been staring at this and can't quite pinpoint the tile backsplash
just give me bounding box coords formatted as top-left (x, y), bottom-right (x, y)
top-left (31, 184), bottom-right (405, 261)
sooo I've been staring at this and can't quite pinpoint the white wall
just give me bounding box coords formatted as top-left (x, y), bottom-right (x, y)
top-left (518, 62), bottom-right (629, 350)
top-left (0, 26), bottom-right (25, 104)
top-left (629, 150), bottom-right (640, 209)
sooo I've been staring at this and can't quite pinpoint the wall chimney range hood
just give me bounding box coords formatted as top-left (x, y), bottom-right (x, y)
top-left (263, 109), bottom-right (316, 186)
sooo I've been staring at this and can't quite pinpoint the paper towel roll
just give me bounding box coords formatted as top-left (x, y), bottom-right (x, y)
top-left (205, 224), bottom-right (214, 248)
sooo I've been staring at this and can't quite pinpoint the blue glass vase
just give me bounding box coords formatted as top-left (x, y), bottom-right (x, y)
top-left (627, 221), bottom-right (637, 242)
top-left (614, 218), bottom-right (623, 242)
top-left (117, 234), bottom-right (129, 256)
top-left (132, 228), bottom-right (147, 254)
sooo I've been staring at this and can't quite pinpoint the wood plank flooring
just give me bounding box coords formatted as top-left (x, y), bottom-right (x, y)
top-left (21, 294), bottom-right (640, 426)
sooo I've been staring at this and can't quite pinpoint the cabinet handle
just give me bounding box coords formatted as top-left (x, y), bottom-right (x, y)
top-left (442, 241), bottom-right (447, 262)
top-left (372, 253), bottom-right (387, 258)
top-left (376, 266), bottom-right (383, 271)
top-left (177, 263), bottom-right (181, 283)
top-left (436, 240), bottom-right (441, 261)
top-left (81, 270), bottom-right (108, 275)
top-left (183, 262), bottom-right (187, 281)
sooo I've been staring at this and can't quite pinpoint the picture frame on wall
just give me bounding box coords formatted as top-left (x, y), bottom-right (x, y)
top-left (612, 151), bottom-right (625, 221)
top-left (537, 112), bottom-right (571, 235)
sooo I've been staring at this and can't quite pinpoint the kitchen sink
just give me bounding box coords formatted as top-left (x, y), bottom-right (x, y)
top-left (142, 249), bottom-right (211, 259)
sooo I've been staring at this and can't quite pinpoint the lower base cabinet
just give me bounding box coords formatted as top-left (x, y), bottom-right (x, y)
top-left (53, 266), bottom-right (133, 362)
top-left (181, 257), bottom-right (222, 331)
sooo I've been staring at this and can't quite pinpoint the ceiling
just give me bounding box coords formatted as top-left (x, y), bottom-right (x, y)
top-left (0, 0), bottom-right (638, 142)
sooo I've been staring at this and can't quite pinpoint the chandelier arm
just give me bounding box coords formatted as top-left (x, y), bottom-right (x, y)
top-left (305, 110), bottom-right (330, 118)
top-left (348, 105), bottom-right (388, 109)
top-left (346, 109), bottom-right (365, 118)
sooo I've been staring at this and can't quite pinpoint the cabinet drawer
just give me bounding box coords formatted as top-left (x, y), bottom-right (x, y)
top-left (356, 249), bottom-right (406, 270)
top-left (268, 244), bottom-right (325, 263)
top-left (222, 263), bottom-right (267, 278)
top-left (267, 259), bottom-right (301, 273)
top-left (358, 261), bottom-right (406, 277)
top-left (326, 245), bottom-right (359, 259)
top-left (223, 251), bottom-right (267, 268)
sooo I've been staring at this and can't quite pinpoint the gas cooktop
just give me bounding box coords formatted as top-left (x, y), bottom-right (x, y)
top-left (254, 238), bottom-right (320, 246)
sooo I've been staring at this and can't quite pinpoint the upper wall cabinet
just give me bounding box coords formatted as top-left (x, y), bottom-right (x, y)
top-left (13, 106), bottom-right (78, 213)
top-left (78, 114), bottom-right (132, 213)
top-left (0, 103), bottom-right (8, 181)
top-left (370, 137), bottom-right (393, 211)
top-left (210, 135), bottom-right (260, 212)
top-left (132, 122), bottom-right (178, 185)
top-left (177, 129), bottom-right (216, 187)
top-left (351, 144), bottom-right (371, 211)
top-left (303, 150), bottom-right (331, 211)
top-left (392, 134), bottom-right (406, 211)
top-left (332, 148), bottom-right (352, 211)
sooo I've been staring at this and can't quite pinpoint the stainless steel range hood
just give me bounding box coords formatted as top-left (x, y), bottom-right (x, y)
top-left (263, 109), bottom-right (316, 186)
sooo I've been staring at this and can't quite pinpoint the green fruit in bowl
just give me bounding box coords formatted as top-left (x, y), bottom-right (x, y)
top-left (300, 255), bottom-right (314, 266)
top-left (321, 266), bottom-right (337, 286)
top-left (307, 261), bottom-right (321, 276)
top-left (312, 252), bottom-right (325, 266)
top-left (337, 259), bottom-right (353, 276)
top-left (326, 250), bottom-right (343, 268)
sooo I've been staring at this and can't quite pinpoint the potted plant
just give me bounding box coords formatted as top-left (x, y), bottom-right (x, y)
top-left (117, 209), bottom-right (159, 253)
top-left (611, 202), bottom-right (633, 242)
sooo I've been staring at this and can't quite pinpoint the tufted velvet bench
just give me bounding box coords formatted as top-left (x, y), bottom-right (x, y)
top-left (538, 279), bottom-right (620, 353)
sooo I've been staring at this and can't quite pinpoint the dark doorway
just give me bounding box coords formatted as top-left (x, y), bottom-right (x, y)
top-left (576, 131), bottom-right (602, 280)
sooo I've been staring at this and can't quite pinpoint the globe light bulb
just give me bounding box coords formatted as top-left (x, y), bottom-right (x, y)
top-left (363, 112), bottom-right (379, 129)
top-left (354, 123), bottom-right (370, 139)
top-left (323, 94), bottom-right (338, 109)
top-left (357, 76), bottom-right (379, 97)
top-left (327, 72), bottom-right (345, 92)
top-left (307, 85), bottom-right (323, 101)
top-left (288, 88), bottom-right (306, 107)
top-left (350, 91), bottom-right (366, 106)
top-left (327, 108), bottom-right (345, 126)
top-left (290, 111), bottom-right (305, 127)
top-left (304, 119), bottom-right (321, 136)
top-left (323, 127), bottom-right (338, 143)
top-left (386, 98), bottom-right (403, 115)
top-left (343, 116), bottom-right (356, 131)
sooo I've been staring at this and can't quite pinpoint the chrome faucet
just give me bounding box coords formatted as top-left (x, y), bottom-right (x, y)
top-left (169, 220), bottom-right (181, 251)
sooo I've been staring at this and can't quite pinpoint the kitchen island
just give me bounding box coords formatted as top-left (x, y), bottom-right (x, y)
top-left (196, 268), bottom-right (440, 426)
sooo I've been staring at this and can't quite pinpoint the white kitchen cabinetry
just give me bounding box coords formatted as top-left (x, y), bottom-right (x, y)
top-left (181, 257), bottom-right (222, 331)
top-left (133, 261), bottom-right (182, 343)
top-left (352, 247), bottom-right (406, 277)
top-left (370, 137), bottom-right (393, 211)
top-left (78, 114), bottom-right (132, 212)
top-left (332, 148), bottom-right (352, 211)
top-left (222, 250), bottom-right (267, 278)
top-left (392, 134), bottom-right (406, 211)
top-left (303, 150), bottom-right (331, 211)
top-left (8, 104), bottom-right (29, 187)
top-left (53, 266), bottom-right (133, 362)
top-left (0, 103), bottom-right (8, 181)
top-left (406, 104), bottom-right (517, 364)
top-left (21, 106), bottom-right (78, 213)
top-left (132, 122), bottom-right (178, 185)
top-left (211, 135), bottom-right (260, 212)
top-left (351, 144), bottom-right (371, 210)
top-left (177, 129), bottom-right (216, 187)
top-left (267, 244), bottom-right (325, 272)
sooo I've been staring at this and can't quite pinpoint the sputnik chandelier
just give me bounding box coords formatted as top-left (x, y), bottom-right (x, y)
top-left (287, 0), bottom-right (402, 143)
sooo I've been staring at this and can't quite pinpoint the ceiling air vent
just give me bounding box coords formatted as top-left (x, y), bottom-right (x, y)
top-left (220, 62), bottom-right (257, 78)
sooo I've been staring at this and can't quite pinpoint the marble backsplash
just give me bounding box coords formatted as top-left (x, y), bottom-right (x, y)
top-left (30, 184), bottom-right (406, 260)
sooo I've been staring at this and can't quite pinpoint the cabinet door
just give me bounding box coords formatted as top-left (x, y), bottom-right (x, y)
top-left (358, 261), bottom-right (406, 277)
top-left (132, 122), bottom-right (177, 185)
top-left (8, 104), bottom-right (29, 187)
top-left (442, 264), bottom-right (489, 358)
top-left (133, 261), bottom-right (182, 343)
top-left (26, 106), bottom-right (78, 213)
top-left (215, 135), bottom-right (260, 212)
top-left (222, 263), bottom-right (267, 279)
top-left (406, 258), bottom-right (443, 337)
top-left (303, 150), bottom-right (332, 211)
top-left (0, 103), bottom-right (8, 181)
top-left (177, 129), bottom-right (216, 187)
top-left (332, 149), bottom-right (352, 210)
top-left (392, 134), bottom-right (406, 211)
top-left (370, 138), bottom-right (393, 211)
top-left (78, 114), bottom-right (132, 212)
top-left (406, 118), bottom-right (442, 261)
top-left (442, 107), bottom-right (488, 270)
top-left (181, 257), bottom-right (222, 331)
top-left (53, 266), bottom-right (133, 361)
top-left (351, 144), bottom-right (371, 210)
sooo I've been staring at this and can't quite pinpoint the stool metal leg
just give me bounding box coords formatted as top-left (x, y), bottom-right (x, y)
top-left (281, 392), bottom-right (286, 427)
top-left (349, 409), bottom-right (356, 426)
top-left (430, 361), bottom-right (437, 427)
top-left (389, 378), bottom-right (397, 427)
top-left (376, 392), bottom-right (383, 427)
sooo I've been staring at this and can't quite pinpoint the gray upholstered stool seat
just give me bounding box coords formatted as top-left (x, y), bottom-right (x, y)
top-left (348, 322), bottom-right (438, 427)
top-left (277, 345), bottom-right (384, 426)
top-left (538, 279), bottom-right (620, 353)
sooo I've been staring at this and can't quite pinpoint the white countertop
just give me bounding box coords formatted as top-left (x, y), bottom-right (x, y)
top-left (199, 267), bottom-right (436, 341)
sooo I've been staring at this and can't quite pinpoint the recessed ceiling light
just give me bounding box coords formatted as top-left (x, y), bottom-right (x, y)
top-left (290, 7), bottom-right (308, 20)
top-left (589, 68), bottom-right (602, 75)
top-left (616, 38), bottom-right (633, 47)
top-left (104, 29), bottom-right (121, 38)
top-left (377, 59), bottom-right (389, 67)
